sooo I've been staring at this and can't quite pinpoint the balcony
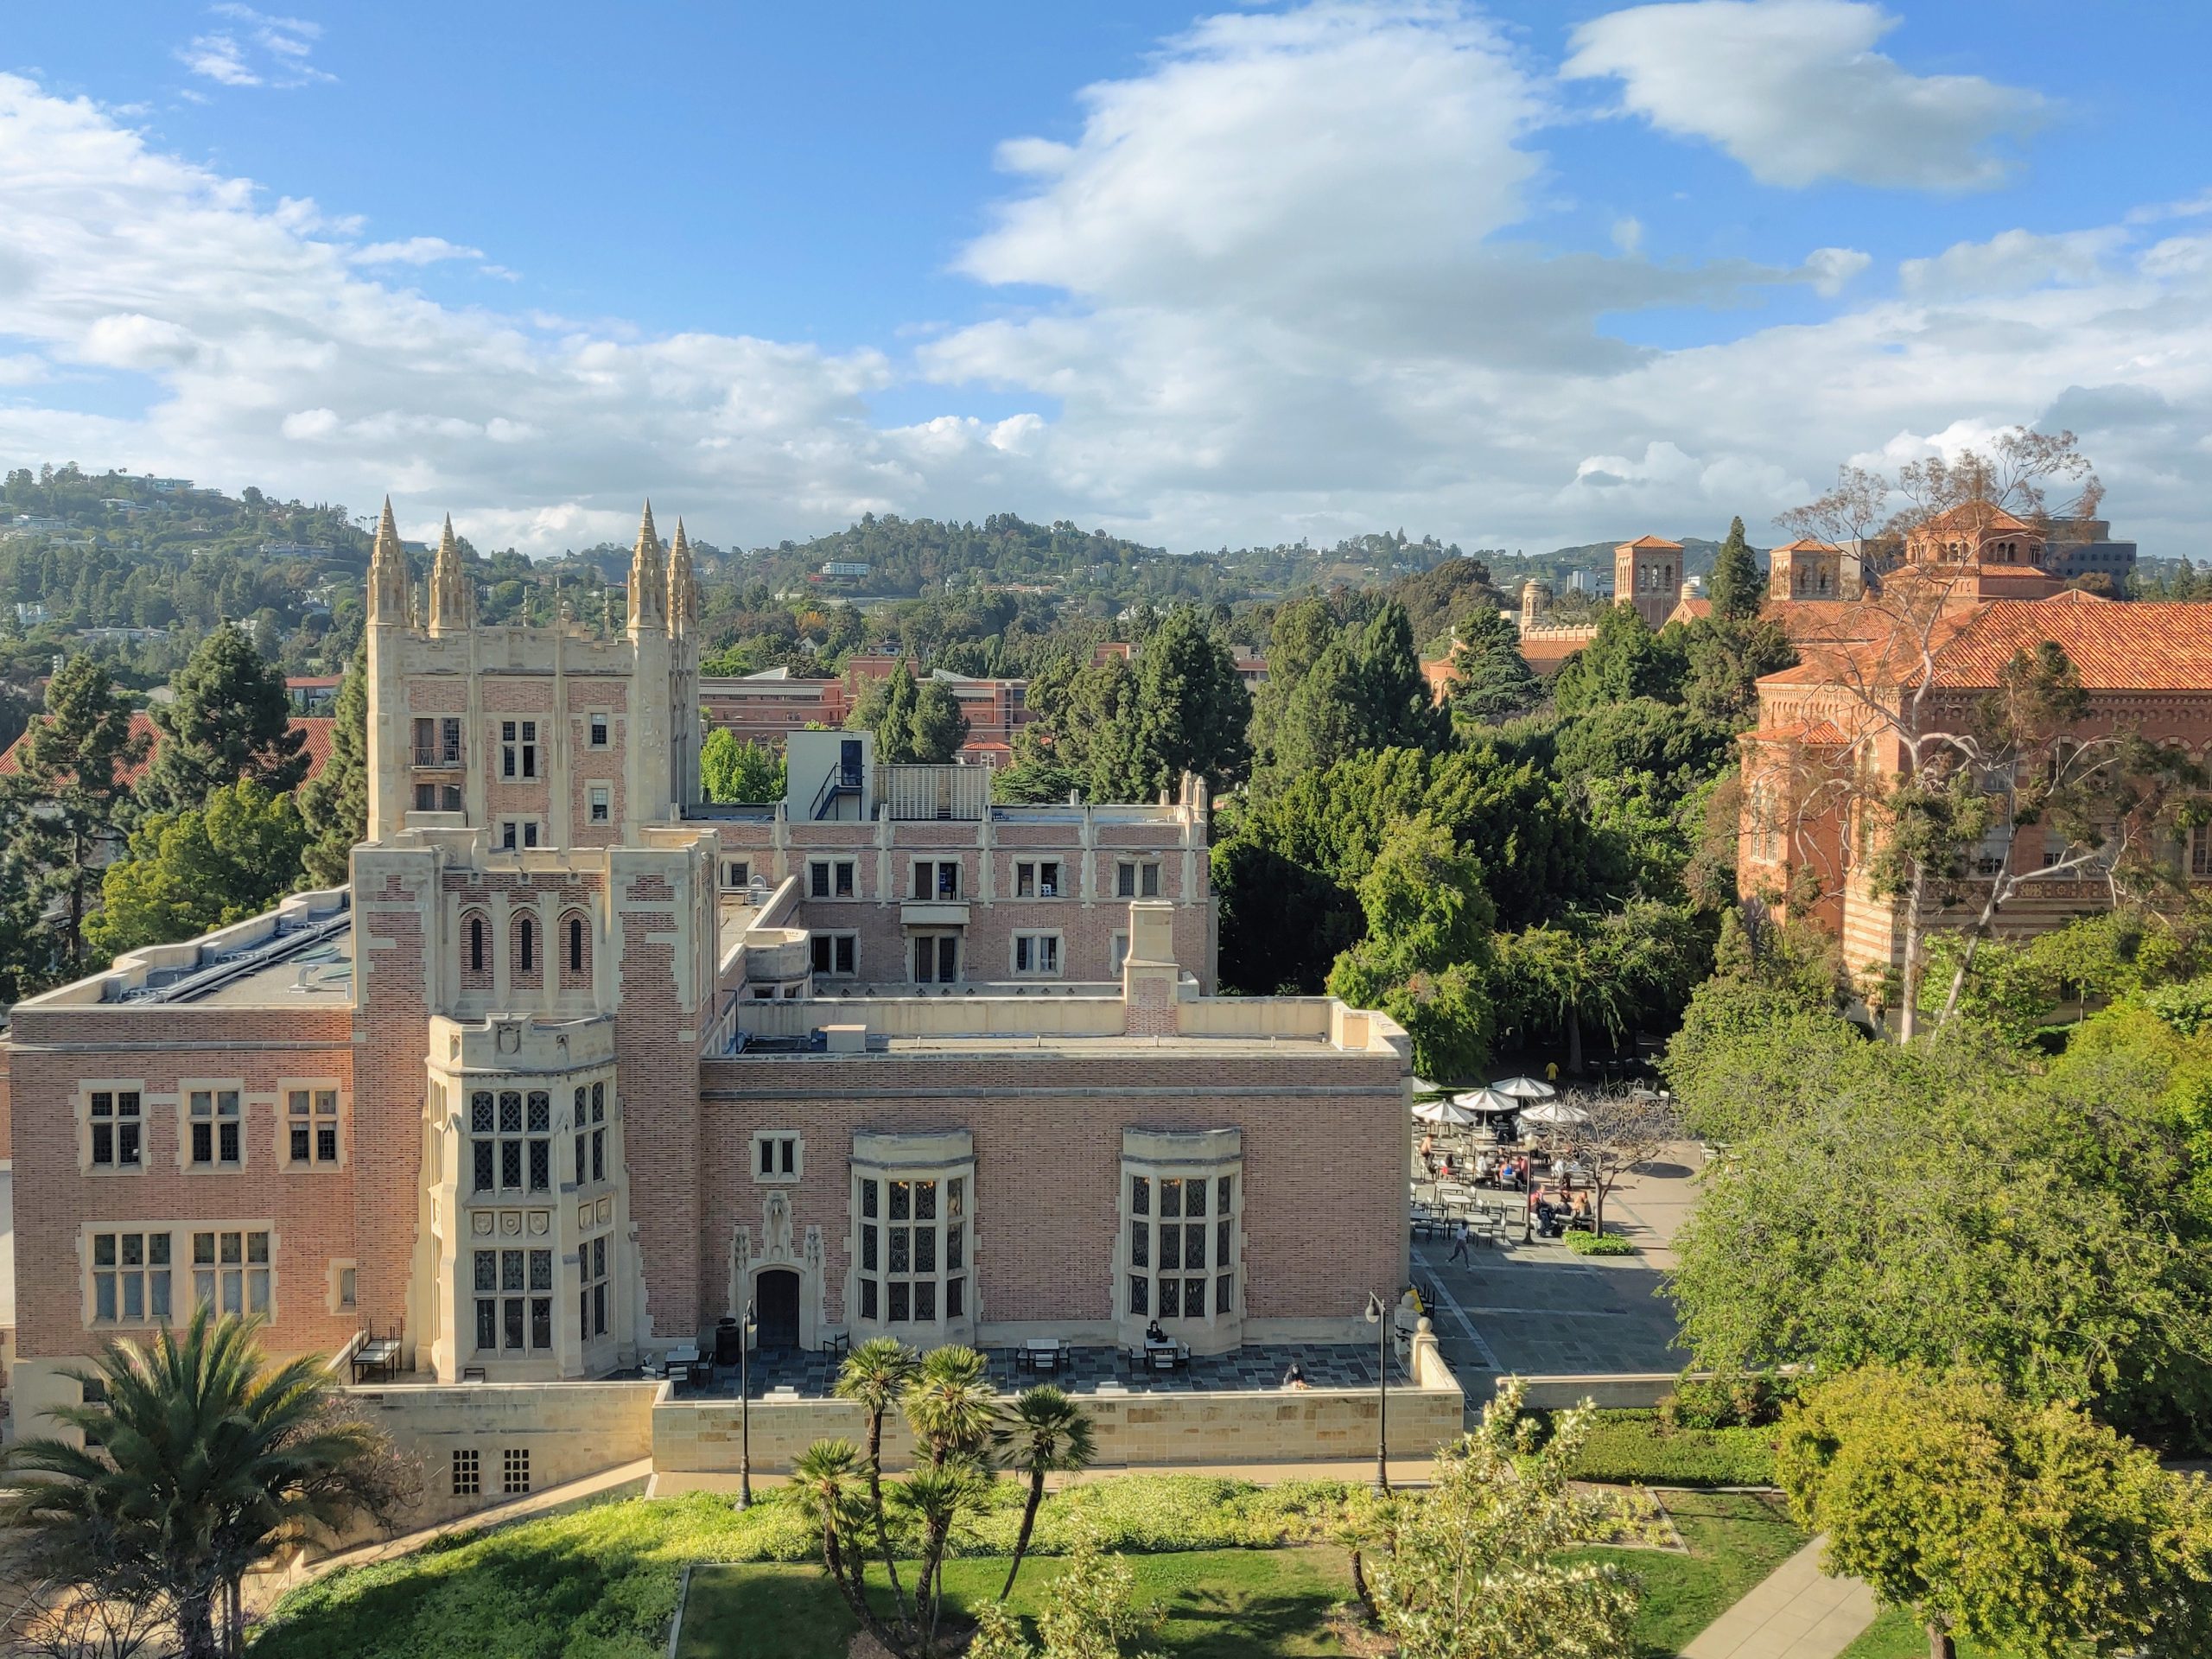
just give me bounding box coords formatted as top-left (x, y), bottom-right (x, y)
top-left (412, 747), bottom-right (465, 769)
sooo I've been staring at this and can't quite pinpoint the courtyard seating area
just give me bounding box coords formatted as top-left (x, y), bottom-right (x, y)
top-left (665, 1340), bottom-right (1412, 1400)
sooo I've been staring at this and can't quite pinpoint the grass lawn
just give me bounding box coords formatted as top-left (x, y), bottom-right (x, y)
top-left (1835, 1606), bottom-right (2021, 1659)
top-left (674, 1492), bottom-right (1808, 1659)
top-left (1568, 1491), bottom-right (1807, 1659)
top-left (675, 1548), bottom-right (1357, 1659)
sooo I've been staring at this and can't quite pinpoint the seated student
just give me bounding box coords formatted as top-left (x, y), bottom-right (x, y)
top-left (1533, 1190), bottom-right (1565, 1236)
top-left (1282, 1361), bottom-right (1309, 1390)
top-left (1145, 1319), bottom-right (1166, 1344)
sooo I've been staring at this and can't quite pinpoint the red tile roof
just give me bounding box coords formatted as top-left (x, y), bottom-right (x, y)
top-left (1620, 534), bottom-right (1683, 550)
top-left (1760, 592), bottom-right (2212, 695)
top-left (0, 712), bottom-right (336, 791)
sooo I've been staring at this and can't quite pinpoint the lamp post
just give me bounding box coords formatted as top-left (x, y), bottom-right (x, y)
top-left (737, 1298), bottom-right (758, 1510)
top-left (1364, 1291), bottom-right (1391, 1495)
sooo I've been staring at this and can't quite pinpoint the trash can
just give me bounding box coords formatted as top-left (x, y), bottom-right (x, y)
top-left (715, 1318), bottom-right (742, 1367)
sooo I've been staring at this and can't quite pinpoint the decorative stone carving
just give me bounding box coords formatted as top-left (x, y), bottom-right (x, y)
top-left (762, 1191), bottom-right (793, 1262)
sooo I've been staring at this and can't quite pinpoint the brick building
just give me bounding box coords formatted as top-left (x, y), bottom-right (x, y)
top-left (698, 660), bottom-right (1033, 761)
top-left (1738, 574), bottom-right (2212, 980)
top-left (3, 504), bottom-right (1408, 1438)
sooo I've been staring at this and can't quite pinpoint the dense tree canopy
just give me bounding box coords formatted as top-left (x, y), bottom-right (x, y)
top-left (145, 622), bottom-right (306, 814)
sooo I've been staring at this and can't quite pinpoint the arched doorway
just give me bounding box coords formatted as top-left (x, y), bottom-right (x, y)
top-left (755, 1268), bottom-right (801, 1350)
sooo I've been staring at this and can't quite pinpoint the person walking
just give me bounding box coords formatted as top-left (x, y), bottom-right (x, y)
top-left (1447, 1217), bottom-right (1471, 1263)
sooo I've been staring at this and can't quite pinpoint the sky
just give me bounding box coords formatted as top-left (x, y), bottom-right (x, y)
top-left (4, 1), bottom-right (2211, 559)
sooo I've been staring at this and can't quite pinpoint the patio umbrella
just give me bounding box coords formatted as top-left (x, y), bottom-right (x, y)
top-left (1451, 1087), bottom-right (1519, 1116)
top-left (1412, 1096), bottom-right (1477, 1126)
top-left (1517, 1099), bottom-right (1589, 1128)
top-left (1491, 1074), bottom-right (1558, 1101)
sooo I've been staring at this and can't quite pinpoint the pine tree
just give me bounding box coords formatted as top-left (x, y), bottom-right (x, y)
top-left (1707, 515), bottom-right (1763, 620)
top-left (145, 622), bottom-right (305, 814)
top-left (0, 656), bottom-right (145, 977)
top-left (1125, 605), bottom-right (1251, 795)
top-left (1448, 607), bottom-right (1540, 723)
top-left (297, 645), bottom-right (365, 888)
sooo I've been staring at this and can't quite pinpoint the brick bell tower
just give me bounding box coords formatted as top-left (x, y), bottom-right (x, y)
top-left (1613, 534), bottom-right (1684, 630)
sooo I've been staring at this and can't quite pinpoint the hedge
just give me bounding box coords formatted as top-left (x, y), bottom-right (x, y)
top-left (1562, 1414), bottom-right (1777, 1487)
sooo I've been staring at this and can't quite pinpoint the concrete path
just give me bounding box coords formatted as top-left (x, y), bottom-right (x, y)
top-left (1682, 1536), bottom-right (1878, 1659)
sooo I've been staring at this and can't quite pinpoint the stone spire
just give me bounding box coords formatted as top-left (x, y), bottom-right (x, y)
top-left (428, 513), bottom-right (474, 633)
top-left (367, 496), bottom-right (410, 624)
top-left (665, 518), bottom-right (698, 636)
top-left (627, 500), bottom-right (667, 631)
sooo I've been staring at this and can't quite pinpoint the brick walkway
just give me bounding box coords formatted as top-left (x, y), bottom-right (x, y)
top-left (1683, 1537), bottom-right (1878, 1659)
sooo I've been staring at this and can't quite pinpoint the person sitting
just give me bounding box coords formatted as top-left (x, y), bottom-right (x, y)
top-left (1534, 1191), bottom-right (1565, 1237)
top-left (1282, 1361), bottom-right (1308, 1390)
top-left (1145, 1319), bottom-right (1166, 1344)
top-left (1474, 1151), bottom-right (1492, 1185)
top-left (1571, 1189), bottom-right (1592, 1221)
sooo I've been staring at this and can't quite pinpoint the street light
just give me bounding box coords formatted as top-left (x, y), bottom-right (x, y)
top-left (1364, 1291), bottom-right (1391, 1495)
top-left (736, 1298), bottom-right (758, 1510)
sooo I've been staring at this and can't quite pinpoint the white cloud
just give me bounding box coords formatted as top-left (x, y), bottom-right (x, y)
top-left (1899, 228), bottom-right (2118, 299)
top-left (177, 4), bottom-right (333, 90)
top-left (347, 237), bottom-right (486, 267)
top-left (1564, 1), bottom-right (2047, 190)
top-left (1802, 246), bottom-right (1872, 296)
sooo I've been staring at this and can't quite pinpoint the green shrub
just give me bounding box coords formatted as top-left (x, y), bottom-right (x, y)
top-left (1565, 1417), bottom-right (1777, 1487)
top-left (1566, 1230), bottom-right (1636, 1256)
top-left (1658, 1370), bottom-right (1802, 1431)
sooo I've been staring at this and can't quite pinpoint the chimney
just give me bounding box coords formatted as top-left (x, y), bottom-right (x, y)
top-left (1121, 900), bottom-right (1179, 1037)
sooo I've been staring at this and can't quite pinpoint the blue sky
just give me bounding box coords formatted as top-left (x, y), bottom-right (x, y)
top-left (3, 2), bottom-right (2210, 556)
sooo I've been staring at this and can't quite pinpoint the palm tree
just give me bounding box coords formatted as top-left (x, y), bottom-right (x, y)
top-left (900, 1346), bottom-right (999, 1630)
top-left (902, 1344), bottom-right (997, 1468)
top-left (835, 1337), bottom-right (919, 1624)
top-left (0, 1307), bottom-right (397, 1659)
top-left (790, 1439), bottom-right (899, 1649)
top-left (887, 1458), bottom-right (993, 1653)
top-left (991, 1386), bottom-right (1096, 1599)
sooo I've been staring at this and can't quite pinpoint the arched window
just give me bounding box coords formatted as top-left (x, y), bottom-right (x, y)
top-left (569, 917), bottom-right (584, 974)
top-left (460, 908), bottom-right (493, 991)
top-left (518, 917), bottom-right (535, 975)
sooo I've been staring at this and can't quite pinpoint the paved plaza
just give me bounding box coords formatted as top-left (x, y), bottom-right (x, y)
top-left (1410, 1145), bottom-right (1703, 1399)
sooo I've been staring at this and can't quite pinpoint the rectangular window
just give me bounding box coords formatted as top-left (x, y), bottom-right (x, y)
top-left (188, 1090), bottom-right (241, 1168)
top-left (589, 786), bottom-right (609, 824)
top-left (91, 1230), bottom-right (170, 1324)
top-left (1128, 1274), bottom-right (1148, 1315)
top-left (1016, 861), bottom-right (1035, 898)
top-left (1014, 933), bottom-right (1059, 976)
top-left (589, 714), bottom-right (608, 747)
top-left (888, 1281), bottom-right (910, 1322)
top-left (591, 1128), bottom-right (605, 1184)
top-left (501, 821), bottom-right (518, 851)
top-left (835, 860), bottom-right (855, 897)
top-left (521, 721), bottom-right (537, 779)
top-left (1039, 861), bottom-right (1059, 897)
top-left (473, 1140), bottom-right (495, 1192)
top-left (189, 1230), bottom-right (270, 1318)
top-left (442, 716), bottom-right (462, 764)
top-left (1159, 1277), bottom-right (1180, 1318)
top-left (1216, 1272), bottom-right (1235, 1314)
top-left (414, 716), bottom-right (434, 763)
top-left (476, 1298), bottom-right (498, 1351)
top-left (524, 822), bottom-right (539, 849)
top-left (339, 1266), bottom-right (358, 1309)
top-left (88, 1090), bottom-right (143, 1169)
top-left (1116, 861), bottom-right (1135, 899)
top-left (504, 1298), bottom-right (524, 1351)
top-left (416, 782), bottom-right (437, 810)
top-left (452, 1449), bottom-right (480, 1496)
top-left (501, 720), bottom-right (516, 779)
top-left (722, 860), bottom-right (750, 890)
top-left (861, 1278), bottom-right (879, 1320)
top-left (289, 1089), bottom-right (341, 1166)
top-left (503, 1447), bottom-right (531, 1495)
top-left (947, 1277), bottom-right (963, 1318)
top-left (1143, 862), bottom-right (1160, 898)
top-left (810, 861), bottom-right (831, 899)
top-left (937, 861), bottom-right (959, 899)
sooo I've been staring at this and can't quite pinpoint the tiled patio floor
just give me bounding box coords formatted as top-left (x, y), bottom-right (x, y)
top-left (671, 1341), bottom-right (1412, 1400)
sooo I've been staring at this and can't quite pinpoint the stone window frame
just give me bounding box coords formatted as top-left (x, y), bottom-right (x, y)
top-left (1109, 931), bottom-right (1130, 976)
top-left (1116, 1129), bottom-right (1243, 1343)
top-left (470, 1242), bottom-right (556, 1354)
top-left (569, 1078), bottom-right (613, 1191)
top-left (77, 1079), bottom-right (147, 1176)
top-left (276, 1076), bottom-right (347, 1171)
top-left (177, 1077), bottom-right (248, 1174)
top-left (750, 1128), bottom-right (804, 1185)
top-left (558, 909), bottom-right (594, 989)
top-left (909, 857), bottom-right (962, 901)
top-left (588, 785), bottom-right (611, 824)
top-left (81, 1221), bottom-right (175, 1328)
top-left (809, 931), bottom-right (858, 979)
top-left (499, 818), bottom-right (543, 853)
top-left (810, 857), bottom-right (858, 899)
top-left (1012, 858), bottom-right (1065, 899)
top-left (721, 858), bottom-right (752, 892)
top-left (587, 712), bottom-right (611, 748)
top-left (849, 1130), bottom-right (976, 1341)
top-left (327, 1257), bottom-right (359, 1316)
top-left (1010, 930), bottom-right (1063, 978)
top-left (181, 1218), bottom-right (278, 1323)
top-left (1113, 858), bottom-right (1162, 900)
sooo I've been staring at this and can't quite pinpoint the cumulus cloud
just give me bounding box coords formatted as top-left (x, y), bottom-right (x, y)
top-left (9, 7), bottom-right (2212, 561)
top-left (1564, 0), bottom-right (2047, 190)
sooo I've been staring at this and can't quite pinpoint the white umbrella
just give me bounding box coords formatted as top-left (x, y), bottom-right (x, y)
top-left (1517, 1099), bottom-right (1589, 1128)
top-left (1412, 1077), bottom-right (1445, 1096)
top-left (1491, 1075), bottom-right (1558, 1101)
top-left (1452, 1087), bottom-right (1519, 1116)
top-left (1412, 1096), bottom-right (1477, 1126)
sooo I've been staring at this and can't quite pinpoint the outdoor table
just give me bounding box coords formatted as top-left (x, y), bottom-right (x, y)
top-left (351, 1338), bottom-right (400, 1385)
top-left (1143, 1338), bottom-right (1187, 1371)
top-left (666, 1344), bottom-right (702, 1389)
top-left (1020, 1339), bottom-right (1071, 1374)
